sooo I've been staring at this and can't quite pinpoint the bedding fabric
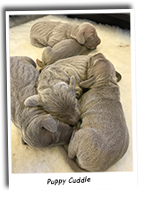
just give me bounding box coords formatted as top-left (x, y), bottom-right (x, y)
top-left (10, 15), bottom-right (132, 173)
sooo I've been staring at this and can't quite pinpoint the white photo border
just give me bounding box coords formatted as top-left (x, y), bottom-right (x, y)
top-left (6, 9), bottom-right (137, 191)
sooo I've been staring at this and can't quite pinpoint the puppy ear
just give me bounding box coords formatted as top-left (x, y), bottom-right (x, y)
top-left (36, 59), bottom-right (44, 68)
top-left (76, 30), bottom-right (85, 45)
top-left (41, 114), bottom-right (57, 133)
top-left (79, 76), bottom-right (95, 88)
top-left (69, 76), bottom-right (76, 92)
top-left (24, 94), bottom-right (41, 107)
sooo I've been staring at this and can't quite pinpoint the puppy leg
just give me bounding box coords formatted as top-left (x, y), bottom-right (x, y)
top-left (68, 146), bottom-right (76, 159)
top-left (47, 37), bottom-right (58, 47)
top-left (48, 33), bottom-right (65, 47)
top-left (75, 86), bottom-right (83, 99)
top-left (68, 129), bottom-right (78, 159)
top-left (31, 37), bottom-right (46, 48)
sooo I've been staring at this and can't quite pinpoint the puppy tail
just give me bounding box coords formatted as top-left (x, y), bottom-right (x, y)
top-left (116, 71), bottom-right (122, 82)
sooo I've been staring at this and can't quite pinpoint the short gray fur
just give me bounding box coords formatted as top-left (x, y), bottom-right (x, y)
top-left (11, 56), bottom-right (72, 148)
top-left (68, 53), bottom-right (129, 172)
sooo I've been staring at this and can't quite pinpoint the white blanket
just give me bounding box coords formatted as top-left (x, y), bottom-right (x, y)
top-left (10, 15), bottom-right (132, 173)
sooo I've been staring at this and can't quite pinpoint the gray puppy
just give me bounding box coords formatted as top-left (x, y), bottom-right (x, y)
top-left (24, 55), bottom-right (94, 126)
top-left (25, 55), bottom-right (122, 126)
top-left (68, 53), bottom-right (129, 172)
top-left (11, 56), bottom-right (72, 148)
top-left (36, 39), bottom-right (90, 68)
top-left (30, 20), bottom-right (101, 49)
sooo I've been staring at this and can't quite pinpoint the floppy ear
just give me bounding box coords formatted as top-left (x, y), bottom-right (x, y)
top-left (24, 94), bottom-right (41, 107)
top-left (79, 76), bottom-right (95, 88)
top-left (76, 30), bottom-right (85, 45)
top-left (41, 114), bottom-right (57, 133)
top-left (69, 76), bottom-right (76, 92)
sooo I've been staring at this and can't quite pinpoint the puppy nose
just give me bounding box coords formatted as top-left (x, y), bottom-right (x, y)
top-left (70, 114), bottom-right (80, 126)
top-left (97, 37), bottom-right (101, 45)
top-left (71, 118), bottom-right (79, 126)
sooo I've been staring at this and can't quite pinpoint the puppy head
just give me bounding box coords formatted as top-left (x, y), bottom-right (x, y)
top-left (24, 76), bottom-right (80, 126)
top-left (80, 53), bottom-right (116, 88)
top-left (26, 114), bottom-right (72, 148)
top-left (73, 22), bottom-right (101, 49)
top-left (47, 77), bottom-right (80, 126)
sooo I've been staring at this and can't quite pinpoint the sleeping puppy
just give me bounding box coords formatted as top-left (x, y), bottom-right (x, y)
top-left (30, 20), bottom-right (101, 49)
top-left (25, 55), bottom-right (122, 126)
top-left (36, 39), bottom-right (90, 68)
top-left (24, 55), bottom-right (91, 126)
top-left (68, 53), bottom-right (129, 172)
top-left (11, 56), bottom-right (72, 148)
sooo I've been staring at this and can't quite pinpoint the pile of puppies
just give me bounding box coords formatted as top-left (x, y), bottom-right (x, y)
top-left (11, 19), bottom-right (129, 172)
